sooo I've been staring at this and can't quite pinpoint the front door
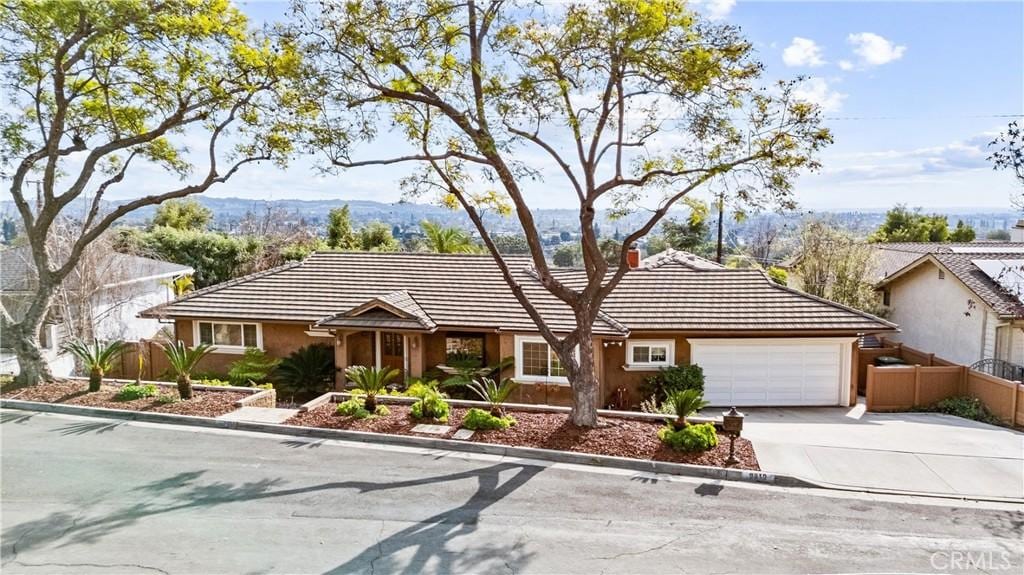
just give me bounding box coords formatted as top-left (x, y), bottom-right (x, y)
top-left (380, 332), bottom-right (405, 378)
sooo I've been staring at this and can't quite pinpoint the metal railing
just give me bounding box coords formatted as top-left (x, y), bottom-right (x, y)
top-left (969, 358), bottom-right (1024, 382)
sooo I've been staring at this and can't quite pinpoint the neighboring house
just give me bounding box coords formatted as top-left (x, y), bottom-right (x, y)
top-left (874, 243), bottom-right (1024, 371)
top-left (1, 246), bottom-right (193, 376)
top-left (143, 249), bottom-right (894, 408)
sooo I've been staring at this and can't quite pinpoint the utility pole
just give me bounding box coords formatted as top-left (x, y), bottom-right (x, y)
top-left (715, 192), bottom-right (725, 264)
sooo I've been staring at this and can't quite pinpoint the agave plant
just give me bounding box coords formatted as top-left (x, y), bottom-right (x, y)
top-left (462, 377), bottom-right (519, 417)
top-left (161, 340), bottom-right (213, 400)
top-left (344, 365), bottom-right (400, 411)
top-left (666, 389), bottom-right (710, 430)
top-left (62, 339), bottom-right (127, 392)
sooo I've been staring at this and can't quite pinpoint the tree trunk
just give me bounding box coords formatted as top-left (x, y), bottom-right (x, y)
top-left (177, 375), bottom-right (193, 400)
top-left (566, 327), bottom-right (599, 427)
top-left (10, 326), bottom-right (53, 386)
top-left (364, 393), bottom-right (377, 412)
top-left (88, 368), bottom-right (103, 392)
top-left (6, 276), bottom-right (58, 386)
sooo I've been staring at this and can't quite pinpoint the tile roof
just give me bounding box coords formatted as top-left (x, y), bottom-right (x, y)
top-left (869, 242), bottom-right (1024, 281)
top-left (914, 253), bottom-right (1024, 317)
top-left (145, 251), bottom-right (895, 335)
top-left (317, 290), bottom-right (438, 331)
top-left (144, 252), bottom-right (625, 336)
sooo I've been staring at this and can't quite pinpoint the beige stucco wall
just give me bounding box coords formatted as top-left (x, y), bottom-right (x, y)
top-left (174, 319), bottom-right (322, 376)
top-left (884, 261), bottom-right (989, 365)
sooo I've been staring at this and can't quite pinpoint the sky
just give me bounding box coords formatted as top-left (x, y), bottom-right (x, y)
top-left (8, 1), bottom-right (1023, 213)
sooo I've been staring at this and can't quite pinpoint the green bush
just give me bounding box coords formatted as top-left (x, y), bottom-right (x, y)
top-left (335, 398), bottom-right (389, 419)
top-left (115, 384), bottom-right (158, 401)
top-left (916, 396), bottom-right (1002, 425)
top-left (155, 394), bottom-right (179, 405)
top-left (641, 364), bottom-right (704, 405)
top-left (198, 378), bottom-right (231, 387)
top-left (657, 422), bottom-right (718, 452)
top-left (410, 390), bottom-right (450, 422)
top-left (336, 398), bottom-right (370, 418)
top-left (462, 407), bottom-right (515, 430)
top-left (275, 343), bottom-right (335, 397)
top-left (228, 347), bottom-right (280, 386)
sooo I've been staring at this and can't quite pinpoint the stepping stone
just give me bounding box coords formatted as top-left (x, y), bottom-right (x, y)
top-left (218, 407), bottom-right (299, 424)
top-left (452, 428), bottom-right (475, 441)
top-left (411, 423), bottom-right (450, 435)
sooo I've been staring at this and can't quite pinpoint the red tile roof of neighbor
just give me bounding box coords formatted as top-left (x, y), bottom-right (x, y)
top-left (142, 249), bottom-right (896, 335)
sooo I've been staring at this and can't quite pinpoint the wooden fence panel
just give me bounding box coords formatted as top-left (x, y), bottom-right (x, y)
top-left (865, 365), bottom-right (916, 411)
top-left (858, 346), bottom-right (900, 392)
top-left (917, 366), bottom-right (963, 405)
top-left (967, 371), bottom-right (1019, 425)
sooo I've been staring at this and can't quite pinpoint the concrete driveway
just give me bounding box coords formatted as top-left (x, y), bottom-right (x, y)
top-left (742, 403), bottom-right (1024, 499)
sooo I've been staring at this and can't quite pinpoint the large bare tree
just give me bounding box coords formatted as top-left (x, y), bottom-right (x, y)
top-left (296, 0), bottom-right (830, 426)
top-left (1, 0), bottom-right (307, 384)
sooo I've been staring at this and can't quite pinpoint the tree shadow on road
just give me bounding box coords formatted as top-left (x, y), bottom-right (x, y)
top-left (2, 461), bottom-right (541, 573)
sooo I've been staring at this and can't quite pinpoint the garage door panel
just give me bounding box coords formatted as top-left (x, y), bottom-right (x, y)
top-left (690, 339), bottom-right (846, 407)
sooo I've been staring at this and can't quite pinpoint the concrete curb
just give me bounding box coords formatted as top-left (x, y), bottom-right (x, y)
top-left (0, 398), bottom-right (805, 489)
top-left (7, 399), bottom-right (1019, 503)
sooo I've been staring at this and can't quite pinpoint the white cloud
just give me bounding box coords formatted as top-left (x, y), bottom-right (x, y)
top-left (846, 32), bottom-right (907, 68)
top-left (695, 0), bottom-right (735, 21)
top-left (838, 60), bottom-right (854, 71)
top-left (782, 37), bottom-right (826, 67)
top-left (792, 78), bottom-right (847, 112)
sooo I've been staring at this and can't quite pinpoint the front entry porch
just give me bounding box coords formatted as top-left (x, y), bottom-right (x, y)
top-left (333, 330), bottom-right (426, 386)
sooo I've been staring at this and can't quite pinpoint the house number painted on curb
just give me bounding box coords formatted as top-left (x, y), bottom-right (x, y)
top-left (740, 471), bottom-right (776, 483)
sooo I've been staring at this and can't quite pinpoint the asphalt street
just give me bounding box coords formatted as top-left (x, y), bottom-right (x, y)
top-left (1, 409), bottom-right (1021, 574)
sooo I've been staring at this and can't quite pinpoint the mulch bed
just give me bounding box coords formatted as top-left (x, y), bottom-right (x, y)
top-left (287, 402), bottom-right (759, 470)
top-left (1, 379), bottom-right (246, 418)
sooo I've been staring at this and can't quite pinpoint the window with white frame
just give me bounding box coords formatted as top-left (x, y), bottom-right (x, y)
top-left (195, 320), bottom-right (261, 350)
top-left (626, 340), bottom-right (674, 368)
top-left (515, 336), bottom-right (568, 383)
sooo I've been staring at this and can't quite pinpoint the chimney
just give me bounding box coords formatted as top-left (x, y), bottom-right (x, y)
top-left (626, 243), bottom-right (640, 269)
top-left (1011, 220), bottom-right (1024, 243)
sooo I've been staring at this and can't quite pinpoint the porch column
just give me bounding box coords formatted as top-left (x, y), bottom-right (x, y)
top-left (374, 330), bottom-right (382, 369)
top-left (408, 333), bottom-right (424, 378)
top-left (334, 331), bottom-right (349, 390)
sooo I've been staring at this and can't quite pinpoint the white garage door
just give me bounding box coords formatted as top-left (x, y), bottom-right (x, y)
top-left (689, 338), bottom-right (852, 407)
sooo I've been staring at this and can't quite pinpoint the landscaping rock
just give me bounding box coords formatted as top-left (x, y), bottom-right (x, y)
top-left (411, 423), bottom-right (450, 435)
top-left (452, 428), bottom-right (476, 440)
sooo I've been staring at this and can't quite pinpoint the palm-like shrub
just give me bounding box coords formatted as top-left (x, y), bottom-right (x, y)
top-left (666, 388), bottom-right (710, 430)
top-left (344, 365), bottom-right (399, 411)
top-left (276, 344), bottom-right (335, 398)
top-left (462, 377), bottom-right (518, 417)
top-left (161, 340), bottom-right (213, 400)
top-left (62, 339), bottom-right (127, 392)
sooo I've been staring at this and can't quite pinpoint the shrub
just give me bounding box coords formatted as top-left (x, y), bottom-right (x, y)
top-left (227, 347), bottom-right (280, 386)
top-left (276, 344), bottom-right (335, 398)
top-left (410, 389), bottom-right (450, 422)
top-left (665, 389), bottom-right (710, 430)
top-left (155, 394), bottom-right (179, 405)
top-left (462, 407), bottom-right (515, 430)
top-left (62, 339), bottom-right (128, 392)
top-left (336, 398), bottom-right (390, 419)
top-left (116, 383), bottom-right (158, 401)
top-left (658, 422), bottom-right (718, 452)
top-left (345, 365), bottom-right (400, 411)
top-left (336, 398), bottom-right (370, 418)
top-left (198, 378), bottom-right (231, 387)
top-left (404, 379), bottom-right (441, 399)
top-left (161, 340), bottom-right (213, 400)
top-left (641, 364), bottom-right (704, 405)
top-left (447, 377), bottom-right (518, 416)
top-left (916, 396), bottom-right (1002, 425)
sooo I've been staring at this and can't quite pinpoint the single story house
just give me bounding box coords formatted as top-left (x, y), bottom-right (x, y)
top-left (141, 249), bottom-right (895, 407)
top-left (1, 246), bottom-right (193, 376)
top-left (875, 243), bottom-right (1024, 371)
